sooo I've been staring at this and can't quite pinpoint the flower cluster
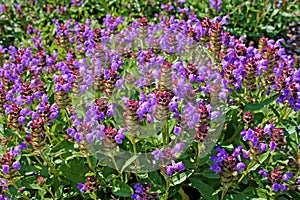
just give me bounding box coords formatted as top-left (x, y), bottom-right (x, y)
top-left (77, 174), bottom-right (99, 193)
top-left (210, 146), bottom-right (248, 185)
top-left (210, 0), bottom-right (223, 12)
top-left (131, 183), bottom-right (160, 200)
top-left (153, 142), bottom-right (186, 175)
top-left (241, 124), bottom-right (286, 160)
top-left (259, 168), bottom-right (294, 192)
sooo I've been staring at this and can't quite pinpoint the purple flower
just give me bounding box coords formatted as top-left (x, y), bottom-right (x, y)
top-left (241, 129), bottom-right (255, 141)
top-left (264, 124), bottom-right (274, 136)
top-left (2, 165), bottom-right (9, 174)
top-left (116, 79), bottom-right (124, 89)
top-left (269, 141), bottom-right (276, 151)
top-left (272, 183), bottom-right (288, 192)
top-left (18, 142), bottom-right (28, 150)
top-left (210, 111), bottom-right (222, 122)
top-left (251, 137), bottom-right (258, 147)
top-left (137, 102), bottom-right (150, 120)
top-left (161, 4), bottom-right (174, 12)
top-left (86, 133), bottom-right (94, 143)
top-left (168, 99), bottom-right (178, 112)
top-left (215, 147), bottom-right (228, 160)
top-left (41, 94), bottom-right (48, 103)
top-left (0, 195), bottom-right (9, 200)
top-left (49, 111), bottom-right (59, 122)
top-left (133, 183), bottom-right (144, 194)
top-left (131, 194), bottom-right (142, 200)
top-left (232, 145), bottom-right (243, 157)
top-left (103, 69), bottom-right (110, 80)
top-left (0, 5), bottom-right (4, 13)
top-left (173, 126), bottom-right (182, 136)
top-left (235, 162), bottom-right (246, 172)
top-left (114, 133), bottom-right (125, 144)
top-left (37, 103), bottom-right (45, 113)
top-left (67, 128), bottom-right (76, 137)
top-left (258, 143), bottom-right (266, 152)
top-left (135, 77), bottom-right (147, 89)
top-left (106, 104), bottom-right (116, 117)
top-left (210, 0), bottom-right (223, 12)
top-left (147, 113), bottom-right (154, 122)
top-left (174, 142), bottom-right (185, 153)
top-left (174, 161), bottom-right (185, 172)
top-left (20, 108), bottom-right (29, 116)
top-left (18, 116), bottom-right (26, 125)
top-left (166, 165), bottom-right (174, 176)
top-left (282, 173), bottom-right (294, 182)
top-left (177, 0), bottom-right (186, 4)
top-left (258, 169), bottom-right (269, 178)
top-left (219, 92), bottom-right (227, 100)
top-left (75, 132), bottom-right (83, 143)
top-left (77, 183), bottom-right (87, 193)
top-left (152, 149), bottom-right (163, 160)
top-left (242, 149), bottom-right (250, 159)
top-left (12, 161), bottom-right (21, 170)
top-left (210, 163), bottom-right (222, 173)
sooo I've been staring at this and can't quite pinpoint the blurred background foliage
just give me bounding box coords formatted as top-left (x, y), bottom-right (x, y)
top-left (0, 0), bottom-right (299, 48)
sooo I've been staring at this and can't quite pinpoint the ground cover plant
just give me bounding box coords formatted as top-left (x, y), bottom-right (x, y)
top-left (0, 0), bottom-right (299, 200)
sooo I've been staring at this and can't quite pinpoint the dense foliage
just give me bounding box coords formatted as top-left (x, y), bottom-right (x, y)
top-left (0, 0), bottom-right (299, 200)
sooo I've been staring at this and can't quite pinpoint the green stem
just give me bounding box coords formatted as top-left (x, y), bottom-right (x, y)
top-left (221, 186), bottom-right (229, 200)
top-left (266, 151), bottom-right (274, 169)
top-left (238, 161), bottom-right (254, 184)
top-left (163, 175), bottom-right (171, 200)
top-left (86, 155), bottom-right (94, 171)
top-left (162, 129), bottom-right (166, 147)
top-left (195, 142), bottom-right (203, 168)
top-left (45, 186), bottom-right (55, 200)
top-left (165, 122), bottom-right (169, 145)
top-left (278, 106), bottom-right (292, 123)
top-left (110, 155), bottom-right (123, 182)
top-left (10, 182), bottom-right (30, 200)
top-left (40, 150), bottom-right (61, 180)
top-left (45, 126), bottom-right (54, 147)
top-left (131, 137), bottom-right (139, 170)
top-left (34, 155), bottom-right (43, 166)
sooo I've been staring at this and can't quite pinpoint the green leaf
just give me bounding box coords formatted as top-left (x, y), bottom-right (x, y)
top-left (171, 170), bottom-right (194, 186)
top-left (50, 140), bottom-right (73, 153)
top-left (55, 185), bottom-right (63, 199)
top-left (41, 166), bottom-right (48, 177)
top-left (250, 163), bottom-right (260, 171)
top-left (244, 94), bottom-right (280, 111)
top-left (254, 113), bottom-right (264, 124)
top-left (288, 190), bottom-right (300, 199)
top-left (149, 171), bottom-right (164, 186)
top-left (190, 177), bottom-right (218, 200)
top-left (0, 145), bottom-right (3, 158)
top-left (258, 152), bottom-right (270, 164)
top-left (261, 93), bottom-right (280, 106)
top-left (202, 169), bottom-right (220, 179)
top-left (281, 12), bottom-right (293, 17)
top-left (120, 155), bottom-right (137, 173)
top-left (168, 185), bottom-right (180, 198)
top-left (111, 180), bottom-right (133, 197)
top-left (282, 119), bottom-right (297, 127)
top-left (221, 144), bottom-right (235, 151)
top-left (225, 194), bottom-right (251, 200)
top-left (59, 158), bottom-right (89, 183)
top-left (269, 105), bottom-right (280, 118)
top-left (29, 184), bottom-right (43, 190)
